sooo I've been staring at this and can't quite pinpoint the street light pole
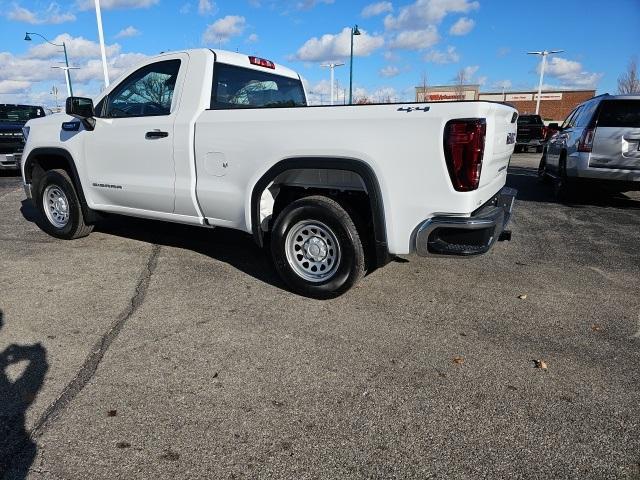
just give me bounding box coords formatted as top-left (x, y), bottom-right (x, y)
top-left (348, 25), bottom-right (361, 105)
top-left (25, 32), bottom-right (75, 97)
top-left (321, 62), bottom-right (344, 105)
top-left (527, 49), bottom-right (564, 115)
top-left (94, 0), bottom-right (110, 88)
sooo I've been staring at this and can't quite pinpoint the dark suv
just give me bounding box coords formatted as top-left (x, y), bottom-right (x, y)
top-left (0, 104), bottom-right (46, 171)
top-left (515, 114), bottom-right (547, 153)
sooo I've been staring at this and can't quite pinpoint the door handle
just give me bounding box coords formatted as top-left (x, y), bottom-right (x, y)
top-left (145, 130), bottom-right (168, 139)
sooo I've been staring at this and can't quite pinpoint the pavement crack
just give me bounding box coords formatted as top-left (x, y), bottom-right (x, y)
top-left (29, 244), bottom-right (161, 438)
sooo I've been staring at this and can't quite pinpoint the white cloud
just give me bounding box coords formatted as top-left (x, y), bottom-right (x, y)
top-left (8, 3), bottom-right (76, 24)
top-left (538, 56), bottom-right (603, 88)
top-left (114, 26), bottom-right (140, 38)
top-left (493, 79), bottom-right (512, 90)
top-left (380, 65), bottom-right (400, 77)
top-left (198, 0), bottom-right (216, 15)
top-left (389, 26), bottom-right (439, 50)
top-left (463, 65), bottom-right (479, 79)
top-left (202, 15), bottom-right (246, 45)
top-left (361, 1), bottom-right (393, 17)
top-left (246, 33), bottom-right (259, 43)
top-left (449, 16), bottom-right (474, 35)
top-left (423, 45), bottom-right (459, 63)
top-left (297, 0), bottom-right (334, 10)
top-left (384, 0), bottom-right (479, 30)
top-left (26, 34), bottom-right (121, 60)
top-left (76, 0), bottom-right (159, 10)
top-left (0, 80), bottom-right (32, 94)
top-left (294, 27), bottom-right (384, 62)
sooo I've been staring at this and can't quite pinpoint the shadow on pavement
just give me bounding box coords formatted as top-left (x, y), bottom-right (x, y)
top-left (0, 310), bottom-right (48, 480)
top-left (95, 212), bottom-right (287, 292)
top-left (507, 164), bottom-right (640, 210)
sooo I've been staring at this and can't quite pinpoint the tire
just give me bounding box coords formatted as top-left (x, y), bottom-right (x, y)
top-left (35, 169), bottom-right (93, 239)
top-left (537, 154), bottom-right (551, 184)
top-left (514, 145), bottom-right (522, 154)
top-left (270, 195), bottom-right (365, 299)
top-left (553, 157), bottom-right (575, 201)
top-left (536, 145), bottom-right (544, 153)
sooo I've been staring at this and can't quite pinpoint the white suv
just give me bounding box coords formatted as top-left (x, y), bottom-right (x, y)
top-left (539, 94), bottom-right (640, 195)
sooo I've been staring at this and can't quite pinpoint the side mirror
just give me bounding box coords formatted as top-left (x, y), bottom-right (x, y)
top-left (65, 97), bottom-right (96, 131)
top-left (548, 123), bottom-right (561, 130)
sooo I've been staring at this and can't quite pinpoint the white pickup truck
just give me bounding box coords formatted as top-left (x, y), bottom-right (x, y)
top-left (20, 49), bottom-right (517, 298)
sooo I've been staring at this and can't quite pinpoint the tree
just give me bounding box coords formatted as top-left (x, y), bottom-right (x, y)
top-left (453, 69), bottom-right (468, 100)
top-left (418, 72), bottom-right (428, 102)
top-left (618, 57), bottom-right (640, 94)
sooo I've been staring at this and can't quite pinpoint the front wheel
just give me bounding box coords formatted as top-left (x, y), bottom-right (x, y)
top-left (537, 154), bottom-right (551, 184)
top-left (35, 169), bottom-right (93, 239)
top-left (270, 195), bottom-right (365, 299)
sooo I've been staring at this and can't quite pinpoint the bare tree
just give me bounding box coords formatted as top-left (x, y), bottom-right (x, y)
top-left (453, 69), bottom-right (468, 100)
top-left (418, 72), bottom-right (428, 102)
top-left (618, 57), bottom-right (640, 94)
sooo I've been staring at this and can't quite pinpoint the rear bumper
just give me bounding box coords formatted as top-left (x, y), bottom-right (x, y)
top-left (415, 187), bottom-right (517, 256)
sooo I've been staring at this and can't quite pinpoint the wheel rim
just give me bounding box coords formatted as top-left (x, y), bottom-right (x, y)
top-left (285, 220), bottom-right (341, 283)
top-left (43, 185), bottom-right (70, 228)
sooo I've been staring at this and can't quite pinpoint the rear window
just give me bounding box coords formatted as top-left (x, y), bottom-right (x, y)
top-left (518, 115), bottom-right (543, 125)
top-left (211, 63), bottom-right (306, 110)
top-left (597, 100), bottom-right (640, 128)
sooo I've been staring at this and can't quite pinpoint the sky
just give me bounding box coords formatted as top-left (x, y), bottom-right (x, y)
top-left (0, 0), bottom-right (638, 107)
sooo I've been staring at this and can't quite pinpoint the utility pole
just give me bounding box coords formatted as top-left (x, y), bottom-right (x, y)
top-left (320, 62), bottom-right (345, 105)
top-left (527, 49), bottom-right (563, 114)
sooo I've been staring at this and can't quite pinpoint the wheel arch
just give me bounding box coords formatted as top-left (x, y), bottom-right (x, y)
top-left (24, 147), bottom-right (99, 224)
top-left (250, 157), bottom-right (389, 267)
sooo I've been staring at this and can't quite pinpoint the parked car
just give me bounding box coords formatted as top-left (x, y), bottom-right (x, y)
top-left (20, 49), bottom-right (517, 298)
top-left (515, 114), bottom-right (546, 153)
top-left (0, 104), bottom-right (46, 171)
top-left (539, 94), bottom-right (640, 196)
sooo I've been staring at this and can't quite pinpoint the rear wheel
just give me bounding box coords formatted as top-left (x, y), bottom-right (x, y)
top-left (35, 169), bottom-right (93, 239)
top-left (537, 153), bottom-right (551, 184)
top-left (553, 157), bottom-right (574, 201)
top-left (270, 195), bottom-right (365, 299)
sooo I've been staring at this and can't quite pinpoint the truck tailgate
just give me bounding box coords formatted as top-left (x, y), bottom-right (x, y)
top-left (481, 104), bottom-right (517, 191)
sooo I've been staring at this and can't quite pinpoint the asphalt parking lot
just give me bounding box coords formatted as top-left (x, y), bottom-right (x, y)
top-left (1, 153), bottom-right (639, 479)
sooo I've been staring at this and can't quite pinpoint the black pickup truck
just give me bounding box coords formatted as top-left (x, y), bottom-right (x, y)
top-left (515, 114), bottom-right (547, 153)
top-left (0, 104), bottom-right (46, 170)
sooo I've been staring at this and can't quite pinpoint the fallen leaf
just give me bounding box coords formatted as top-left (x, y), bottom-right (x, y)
top-left (453, 356), bottom-right (464, 365)
top-left (107, 410), bottom-right (117, 417)
top-left (591, 324), bottom-right (602, 332)
top-left (116, 441), bottom-right (130, 449)
top-left (518, 294), bottom-right (528, 300)
top-left (533, 359), bottom-right (548, 370)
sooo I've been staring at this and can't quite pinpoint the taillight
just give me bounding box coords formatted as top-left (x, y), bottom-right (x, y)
top-left (578, 128), bottom-right (595, 152)
top-left (249, 56), bottom-right (275, 69)
top-left (443, 118), bottom-right (486, 192)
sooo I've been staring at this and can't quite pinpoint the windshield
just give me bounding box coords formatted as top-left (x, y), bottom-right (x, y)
top-left (0, 105), bottom-right (45, 123)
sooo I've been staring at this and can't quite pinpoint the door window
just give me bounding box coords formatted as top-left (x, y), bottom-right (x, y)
top-left (561, 107), bottom-right (581, 129)
top-left (104, 59), bottom-right (181, 118)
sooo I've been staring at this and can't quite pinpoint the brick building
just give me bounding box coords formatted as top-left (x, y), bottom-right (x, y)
top-left (478, 90), bottom-right (596, 122)
top-left (416, 85), bottom-right (596, 123)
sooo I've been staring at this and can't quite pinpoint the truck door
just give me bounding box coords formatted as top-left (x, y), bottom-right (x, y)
top-left (589, 99), bottom-right (640, 170)
top-left (83, 55), bottom-right (187, 213)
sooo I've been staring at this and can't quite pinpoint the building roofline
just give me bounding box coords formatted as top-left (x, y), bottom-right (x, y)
top-left (479, 89), bottom-right (597, 95)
